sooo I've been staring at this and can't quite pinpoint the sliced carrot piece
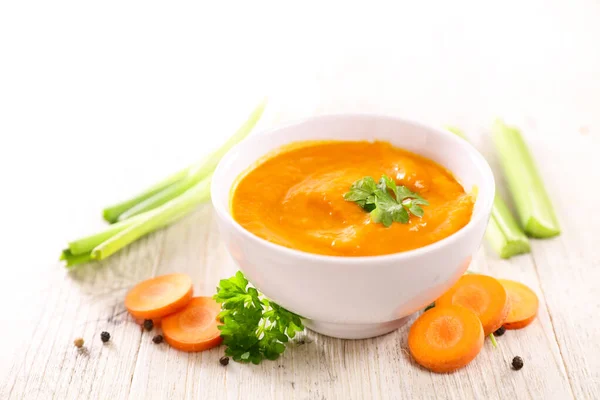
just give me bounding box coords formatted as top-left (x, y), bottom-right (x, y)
top-left (435, 274), bottom-right (510, 335)
top-left (408, 305), bottom-right (484, 373)
top-left (498, 279), bottom-right (539, 329)
top-left (162, 296), bottom-right (223, 352)
top-left (125, 273), bottom-right (193, 320)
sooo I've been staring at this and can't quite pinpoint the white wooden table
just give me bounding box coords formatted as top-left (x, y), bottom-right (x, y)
top-left (1, 1), bottom-right (600, 399)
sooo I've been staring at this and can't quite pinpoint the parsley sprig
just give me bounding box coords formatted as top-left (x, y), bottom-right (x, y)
top-left (214, 271), bottom-right (304, 364)
top-left (343, 175), bottom-right (429, 227)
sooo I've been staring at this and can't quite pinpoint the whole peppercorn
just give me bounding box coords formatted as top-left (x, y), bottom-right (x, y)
top-left (143, 319), bottom-right (154, 331)
top-left (152, 335), bottom-right (163, 344)
top-left (74, 338), bottom-right (84, 348)
top-left (100, 331), bottom-right (111, 343)
top-left (512, 356), bottom-right (524, 370)
top-left (494, 326), bottom-right (506, 336)
top-left (219, 356), bottom-right (230, 366)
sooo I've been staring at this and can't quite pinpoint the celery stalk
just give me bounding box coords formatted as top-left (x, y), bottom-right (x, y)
top-left (492, 120), bottom-right (560, 238)
top-left (445, 125), bottom-right (467, 139)
top-left (68, 212), bottom-right (148, 255)
top-left (91, 178), bottom-right (211, 260)
top-left (62, 100), bottom-right (267, 267)
top-left (115, 99), bottom-right (267, 221)
top-left (445, 125), bottom-right (530, 257)
top-left (61, 249), bottom-right (93, 267)
top-left (102, 166), bottom-right (191, 223)
top-left (68, 209), bottom-right (189, 255)
top-left (486, 196), bottom-right (530, 258)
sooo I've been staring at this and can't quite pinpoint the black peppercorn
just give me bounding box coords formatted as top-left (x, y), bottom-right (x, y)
top-left (219, 356), bottom-right (229, 366)
top-left (152, 335), bottom-right (163, 344)
top-left (143, 319), bottom-right (154, 331)
top-left (100, 331), bottom-right (111, 343)
top-left (494, 326), bottom-right (506, 336)
top-left (512, 356), bottom-right (524, 370)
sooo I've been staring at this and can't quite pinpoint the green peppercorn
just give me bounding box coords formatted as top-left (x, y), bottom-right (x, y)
top-left (100, 331), bottom-right (111, 343)
top-left (219, 356), bottom-right (230, 366)
top-left (152, 335), bottom-right (163, 344)
top-left (512, 356), bottom-right (524, 370)
top-left (143, 319), bottom-right (154, 331)
top-left (494, 326), bottom-right (506, 336)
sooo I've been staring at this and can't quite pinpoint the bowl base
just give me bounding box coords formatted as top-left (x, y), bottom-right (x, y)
top-left (305, 316), bottom-right (410, 339)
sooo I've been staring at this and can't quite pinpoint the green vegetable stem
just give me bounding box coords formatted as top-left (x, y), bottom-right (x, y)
top-left (446, 125), bottom-right (530, 258)
top-left (61, 99), bottom-right (267, 267)
top-left (113, 99), bottom-right (267, 222)
top-left (492, 119), bottom-right (560, 238)
top-left (91, 178), bottom-right (212, 260)
top-left (102, 165), bottom-right (192, 223)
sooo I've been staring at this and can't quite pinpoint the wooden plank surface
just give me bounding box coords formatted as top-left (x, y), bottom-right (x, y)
top-left (2, 1), bottom-right (600, 398)
top-left (2, 118), bottom-right (599, 399)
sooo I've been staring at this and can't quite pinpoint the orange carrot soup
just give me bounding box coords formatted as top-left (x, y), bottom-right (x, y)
top-left (231, 141), bottom-right (474, 256)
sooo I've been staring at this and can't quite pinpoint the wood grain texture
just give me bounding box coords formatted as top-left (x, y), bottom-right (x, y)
top-left (3, 4), bottom-right (600, 393)
top-left (4, 130), bottom-right (599, 399)
top-left (3, 107), bottom-right (600, 399)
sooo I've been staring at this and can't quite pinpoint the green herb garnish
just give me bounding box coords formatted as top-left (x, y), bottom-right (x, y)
top-left (214, 271), bottom-right (304, 364)
top-left (343, 175), bottom-right (428, 227)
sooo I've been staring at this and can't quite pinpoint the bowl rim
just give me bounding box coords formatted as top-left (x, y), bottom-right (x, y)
top-left (211, 112), bottom-right (495, 265)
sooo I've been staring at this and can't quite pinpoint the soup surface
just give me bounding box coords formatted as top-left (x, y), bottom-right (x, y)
top-left (231, 141), bottom-right (474, 256)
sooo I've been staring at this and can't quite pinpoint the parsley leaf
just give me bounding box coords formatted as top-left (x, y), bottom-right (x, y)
top-left (214, 271), bottom-right (305, 364)
top-left (344, 174), bottom-right (429, 227)
top-left (343, 176), bottom-right (378, 212)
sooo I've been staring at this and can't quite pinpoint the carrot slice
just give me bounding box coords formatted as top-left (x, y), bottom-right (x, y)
top-left (435, 274), bottom-right (510, 335)
top-left (162, 296), bottom-right (223, 352)
top-left (408, 305), bottom-right (484, 373)
top-left (498, 279), bottom-right (539, 329)
top-left (125, 273), bottom-right (193, 320)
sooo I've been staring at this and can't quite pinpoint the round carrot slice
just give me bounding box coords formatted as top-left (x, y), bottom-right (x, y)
top-left (125, 273), bottom-right (193, 320)
top-left (408, 305), bottom-right (484, 373)
top-left (162, 296), bottom-right (223, 352)
top-left (498, 279), bottom-right (539, 329)
top-left (435, 274), bottom-right (510, 335)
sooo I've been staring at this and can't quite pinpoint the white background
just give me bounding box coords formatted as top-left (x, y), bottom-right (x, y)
top-left (1, 0), bottom-right (599, 381)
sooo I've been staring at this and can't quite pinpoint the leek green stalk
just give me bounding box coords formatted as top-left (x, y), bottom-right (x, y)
top-left (492, 120), bottom-right (560, 238)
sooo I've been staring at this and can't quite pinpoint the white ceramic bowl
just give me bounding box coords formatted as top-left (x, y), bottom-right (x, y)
top-left (211, 114), bottom-right (495, 339)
